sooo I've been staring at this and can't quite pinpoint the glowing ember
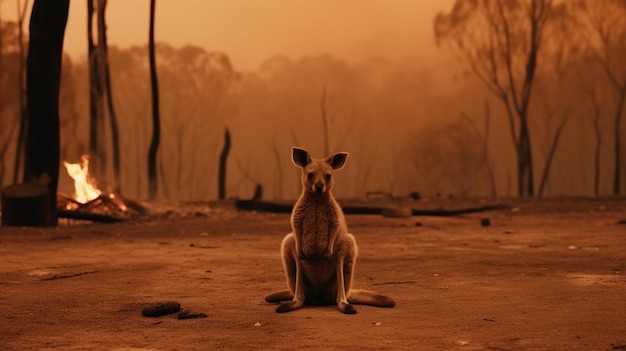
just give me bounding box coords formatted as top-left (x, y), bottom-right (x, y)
top-left (63, 155), bottom-right (101, 203)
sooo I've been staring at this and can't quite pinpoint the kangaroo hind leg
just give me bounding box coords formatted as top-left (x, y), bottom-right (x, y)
top-left (336, 237), bottom-right (357, 314)
top-left (274, 233), bottom-right (305, 313)
top-left (347, 289), bottom-right (396, 307)
top-left (336, 257), bottom-right (356, 314)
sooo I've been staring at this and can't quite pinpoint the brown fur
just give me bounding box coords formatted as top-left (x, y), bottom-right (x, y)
top-left (265, 147), bottom-right (396, 314)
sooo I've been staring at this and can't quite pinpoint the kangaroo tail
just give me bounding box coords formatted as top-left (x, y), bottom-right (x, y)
top-left (265, 290), bottom-right (294, 303)
top-left (347, 289), bottom-right (396, 307)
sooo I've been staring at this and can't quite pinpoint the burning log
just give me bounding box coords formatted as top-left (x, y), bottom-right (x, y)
top-left (57, 155), bottom-right (144, 223)
top-left (57, 193), bottom-right (145, 223)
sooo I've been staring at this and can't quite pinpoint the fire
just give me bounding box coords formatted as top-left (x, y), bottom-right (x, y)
top-left (63, 155), bottom-right (101, 203)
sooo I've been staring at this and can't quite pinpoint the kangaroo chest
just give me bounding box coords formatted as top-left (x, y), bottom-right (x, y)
top-left (296, 201), bottom-right (341, 257)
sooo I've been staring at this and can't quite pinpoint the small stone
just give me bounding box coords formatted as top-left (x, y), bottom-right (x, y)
top-left (177, 309), bottom-right (207, 319)
top-left (481, 218), bottom-right (491, 227)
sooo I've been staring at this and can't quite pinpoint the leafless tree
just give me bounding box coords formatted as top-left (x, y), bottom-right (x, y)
top-left (12, 0), bottom-right (29, 183)
top-left (435, 0), bottom-right (556, 196)
top-left (87, 0), bottom-right (103, 174)
top-left (320, 85), bottom-right (330, 156)
top-left (217, 127), bottom-right (231, 200)
top-left (24, 0), bottom-right (69, 225)
top-left (86, 0), bottom-right (120, 189)
top-left (97, 0), bottom-right (121, 192)
top-left (147, 0), bottom-right (161, 199)
top-left (584, 85), bottom-right (603, 195)
top-left (573, 0), bottom-right (626, 195)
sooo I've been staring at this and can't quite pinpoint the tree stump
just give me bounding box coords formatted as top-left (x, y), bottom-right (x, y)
top-left (1, 183), bottom-right (51, 226)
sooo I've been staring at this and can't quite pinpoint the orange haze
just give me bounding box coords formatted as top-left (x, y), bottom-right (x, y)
top-left (2, 0), bottom-right (455, 70)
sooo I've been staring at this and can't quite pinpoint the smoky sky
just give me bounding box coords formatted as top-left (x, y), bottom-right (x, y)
top-left (1, 0), bottom-right (456, 70)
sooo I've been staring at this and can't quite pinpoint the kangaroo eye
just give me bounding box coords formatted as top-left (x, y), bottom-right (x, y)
top-left (325, 174), bottom-right (331, 180)
top-left (307, 172), bottom-right (314, 180)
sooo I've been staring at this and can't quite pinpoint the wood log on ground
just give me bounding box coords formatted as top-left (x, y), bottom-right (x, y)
top-left (1, 183), bottom-right (50, 226)
top-left (56, 194), bottom-right (143, 223)
top-left (234, 199), bottom-right (509, 216)
top-left (57, 209), bottom-right (124, 223)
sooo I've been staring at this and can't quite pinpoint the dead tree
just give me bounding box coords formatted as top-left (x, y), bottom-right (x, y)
top-left (147, 0), bottom-right (161, 199)
top-left (218, 127), bottom-right (231, 200)
top-left (97, 0), bottom-right (121, 192)
top-left (435, 0), bottom-right (555, 196)
top-left (584, 86), bottom-right (602, 195)
top-left (320, 85), bottom-right (330, 156)
top-left (575, 0), bottom-right (626, 195)
top-left (12, 0), bottom-right (29, 183)
top-left (23, 0), bottom-right (70, 226)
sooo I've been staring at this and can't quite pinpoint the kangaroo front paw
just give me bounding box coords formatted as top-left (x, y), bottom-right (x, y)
top-left (276, 300), bottom-right (304, 313)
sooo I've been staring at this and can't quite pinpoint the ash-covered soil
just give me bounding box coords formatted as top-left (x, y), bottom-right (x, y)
top-left (0, 198), bottom-right (625, 350)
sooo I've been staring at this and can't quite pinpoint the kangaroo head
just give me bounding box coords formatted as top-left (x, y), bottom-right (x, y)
top-left (292, 147), bottom-right (348, 194)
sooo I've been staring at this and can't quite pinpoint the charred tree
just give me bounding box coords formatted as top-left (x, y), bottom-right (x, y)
top-left (585, 88), bottom-right (603, 196)
top-left (23, 0), bottom-right (70, 226)
top-left (320, 85), bottom-right (330, 156)
top-left (12, 0), bottom-right (29, 183)
top-left (574, 0), bottom-right (626, 195)
top-left (537, 117), bottom-right (568, 196)
top-left (435, 0), bottom-right (555, 196)
top-left (97, 0), bottom-right (121, 193)
top-left (147, 0), bottom-right (161, 200)
top-left (87, 0), bottom-right (104, 174)
top-left (218, 127), bottom-right (231, 200)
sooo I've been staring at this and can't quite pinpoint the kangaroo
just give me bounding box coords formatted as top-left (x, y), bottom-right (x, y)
top-left (264, 147), bottom-right (396, 314)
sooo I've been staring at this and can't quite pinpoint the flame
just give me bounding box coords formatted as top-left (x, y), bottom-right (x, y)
top-left (63, 155), bottom-right (101, 203)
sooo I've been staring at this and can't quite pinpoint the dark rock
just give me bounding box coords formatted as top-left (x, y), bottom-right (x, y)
top-left (141, 301), bottom-right (181, 317)
top-left (177, 310), bottom-right (207, 319)
top-left (481, 218), bottom-right (491, 227)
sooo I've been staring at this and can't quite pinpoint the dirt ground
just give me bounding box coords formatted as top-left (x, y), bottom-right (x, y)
top-left (0, 198), bottom-right (625, 350)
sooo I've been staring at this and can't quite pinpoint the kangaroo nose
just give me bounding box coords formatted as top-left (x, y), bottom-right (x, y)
top-left (314, 183), bottom-right (324, 193)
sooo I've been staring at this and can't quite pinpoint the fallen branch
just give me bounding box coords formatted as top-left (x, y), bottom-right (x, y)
top-left (41, 270), bottom-right (98, 281)
top-left (412, 204), bottom-right (510, 216)
top-left (57, 209), bottom-right (125, 223)
top-left (235, 199), bottom-right (509, 216)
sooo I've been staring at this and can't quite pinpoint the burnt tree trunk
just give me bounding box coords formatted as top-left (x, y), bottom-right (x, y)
top-left (22, 0), bottom-right (70, 226)
top-left (613, 83), bottom-right (626, 195)
top-left (87, 0), bottom-right (104, 174)
top-left (218, 127), bottom-right (231, 200)
top-left (147, 0), bottom-right (160, 200)
top-left (538, 118), bottom-right (567, 197)
top-left (12, 0), bottom-right (29, 183)
top-left (1, 183), bottom-right (50, 226)
top-left (97, 0), bottom-right (121, 193)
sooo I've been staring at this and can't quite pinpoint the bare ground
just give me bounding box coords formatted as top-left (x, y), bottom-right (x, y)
top-left (0, 198), bottom-right (625, 351)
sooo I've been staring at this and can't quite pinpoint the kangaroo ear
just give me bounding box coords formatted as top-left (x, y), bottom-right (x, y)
top-left (292, 147), bottom-right (311, 167)
top-left (327, 152), bottom-right (348, 170)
